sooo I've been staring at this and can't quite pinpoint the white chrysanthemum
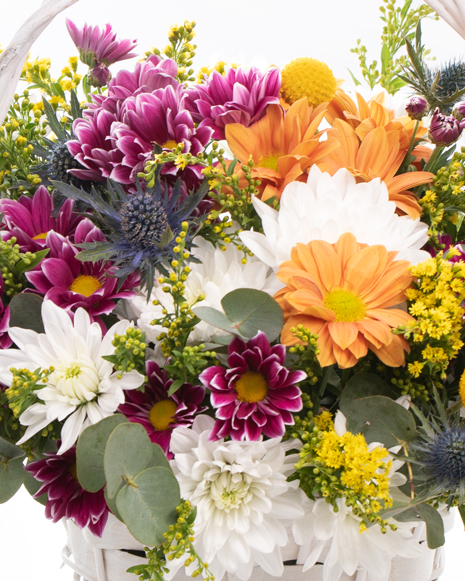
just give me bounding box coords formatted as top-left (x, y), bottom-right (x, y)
top-left (125, 237), bottom-right (281, 344)
top-left (0, 300), bottom-right (144, 453)
top-left (168, 416), bottom-right (304, 581)
top-left (239, 166), bottom-right (430, 272)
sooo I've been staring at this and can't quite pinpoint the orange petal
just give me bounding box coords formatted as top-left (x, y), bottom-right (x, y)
top-left (328, 321), bottom-right (359, 350)
top-left (356, 319), bottom-right (394, 349)
top-left (316, 325), bottom-right (337, 367)
top-left (333, 342), bottom-right (359, 369)
top-left (366, 308), bottom-right (414, 327)
top-left (367, 335), bottom-right (409, 367)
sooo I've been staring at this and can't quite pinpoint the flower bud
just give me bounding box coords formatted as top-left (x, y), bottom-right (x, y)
top-left (429, 108), bottom-right (465, 146)
top-left (405, 95), bottom-right (428, 120)
top-left (453, 101), bottom-right (465, 122)
top-left (88, 63), bottom-right (111, 88)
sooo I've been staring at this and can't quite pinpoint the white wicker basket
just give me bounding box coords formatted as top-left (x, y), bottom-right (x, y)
top-left (61, 511), bottom-right (455, 581)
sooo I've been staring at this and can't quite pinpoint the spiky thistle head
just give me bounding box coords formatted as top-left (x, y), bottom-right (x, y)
top-left (425, 60), bottom-right (465, 114)
top-left (51, 172), bottom-right (209, 296)
top-left (408, 390), bottom-right (465, 504)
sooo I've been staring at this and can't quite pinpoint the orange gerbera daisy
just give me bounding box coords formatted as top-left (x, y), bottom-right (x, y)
top-left (318, 119), bottom-right (433, 218)
top-left (275, 232), bottom-right (414, 369)
top-left (224, 98), bottom-right (339, 202)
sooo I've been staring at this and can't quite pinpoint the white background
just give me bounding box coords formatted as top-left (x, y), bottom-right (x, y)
top-left (0, 1), bottom-right (464, 579)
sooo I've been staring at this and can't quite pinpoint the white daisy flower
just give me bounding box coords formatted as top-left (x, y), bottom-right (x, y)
top-left (0, 300), bottom-right (144, 453)
top-left (239, 165), bottom-right (430, 272)
top-left (125, 236), bottom-right (282, 344)
top-left (167, 416), bottom-right (304, 581)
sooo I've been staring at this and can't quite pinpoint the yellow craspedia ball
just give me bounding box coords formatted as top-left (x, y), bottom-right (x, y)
top-left (280, 57), bottom-right (337, 107)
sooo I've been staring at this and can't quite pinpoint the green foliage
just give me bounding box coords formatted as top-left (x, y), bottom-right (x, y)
top-left (394, 502), bottom-right (445, 549)
top-left (345, 395), bottom-right (418, 447)
top-left (0, 239), bottom-right (48, 301)
top-left (350, 0), bottom-right (436, 94)
top-left (8, 293), bottom-right (44, 333)
top-left (194, 288), bottom-right (284, 342)
top-left (76, 414), bottom-right (130, 493)
top-left (163, 345), bottom-right (219, 395)
top-left (0, 456), bottom-right (25, 503)
top-left (339, 373), bottom-right (394, 414)
top-left (6, 367), bottom-right (51, 419)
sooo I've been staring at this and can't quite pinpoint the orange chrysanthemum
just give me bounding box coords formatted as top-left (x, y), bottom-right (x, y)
top-left (224, 98), bottom-right (339, 202)
top-left (275, 233), bottom-right (415, 369)
top-left (317, 119), bottom-right (433, 218)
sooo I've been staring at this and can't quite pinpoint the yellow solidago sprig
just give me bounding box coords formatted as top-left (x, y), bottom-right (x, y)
top-left (397, 252), bottom-right (465, 385)
top-left (128, 500), bottom-right (215, 581)
top-left (6, 367), bottom-right (52, 419)
top-left (102, 327), bottom-right (147, 379)
top-left (287, 324), bottom-right (322, 389)
top-left (196, 61), bottom-right (239, 84)
top-left (145, 21), bottom-right (197, 83)
top-left (0, 238), bottom-right (49, 301)
top-left (293, 412), bottom-right (396, 533)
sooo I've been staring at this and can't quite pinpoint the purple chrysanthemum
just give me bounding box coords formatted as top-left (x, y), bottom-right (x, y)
top-left (186, 67), bottom-right (281, 140)
top-left (25, 220), bottom-right (139, 325)
top-left (110, 85), bottom-right (212, 186)
top-left (0, 186), bottom-right (83, 252)
top-left (118, 361), bottom-right (207, 458)
top-left (427, 234), bottom-right (465, 263)
top-left (67, 55), bottom-right (179, 183)
top-left (25, 444), bottom-right (109, 537)
top-left (429, 107), bottom-right (465, 145)
top-left (199, 331), bottom-right (305, 441)
top-left (66, 19), bottom-right (137, 68)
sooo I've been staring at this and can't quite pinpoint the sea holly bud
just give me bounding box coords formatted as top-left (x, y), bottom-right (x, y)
top-left (405, 95), bottom-right (428, 120)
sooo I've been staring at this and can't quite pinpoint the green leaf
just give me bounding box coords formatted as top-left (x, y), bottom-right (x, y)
top-left (15, 248), bottom-right (49, 275)
top-left (77, 414), bottom-right (130, 493)
top-left (345, 395), bottom-right (418, 448)
top-left (104, 423), bottom-right (153, 499)
top-left (75, 243), bottom-right (116, 263)
top-left (380, 43), bottom-right (391, 75)
top-left (8, 293), bottom-right (44, 334)
top-left (105, 485), bottom-right (124, 522)
top-left (226, 159), bottom-right (238, 176)
top-left (116, 467), bottom-right (180, 546)
top-left (339, 373), bottom-right (393, 415)
top-left (194, 289), bottom-right (284, 342)
top-left (70, 90), bottom-right (83, 120)
top-left (42, 97), bottom-right (67, 141)
top-left (346, 68), bottom-right (362, 86)
top-left (401, 0), bottom-right (413, 20)
top-left (0, 458), bottom-right (25, 503)
top-left (155, 226), bottom-right (174, 250)
top-left (458, 504), bottom-right (465, 529)
top-left (168, 379), bottom-right (185, 397)
top-left (395, 503), bottom-right (445, 549)
top-left (146, 443), bottom-right (170, 471)
top-left (0, 437), bottom-right (25, 461)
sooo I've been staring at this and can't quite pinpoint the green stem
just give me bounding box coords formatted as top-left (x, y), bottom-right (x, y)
top-left (423, 145), bottom-right (444, 173)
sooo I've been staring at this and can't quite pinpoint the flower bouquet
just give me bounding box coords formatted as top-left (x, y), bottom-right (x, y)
top-left (1, 1), bottom-right (465, 580)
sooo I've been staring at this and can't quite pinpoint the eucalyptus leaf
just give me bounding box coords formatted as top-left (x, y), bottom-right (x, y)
top-left (339, 373), bottom-right (393, 415)
top-left (105, 485), bottom-right (123, 522)
top-left (345, 395), bottom-right (417, 448)
top-left (116, 467), bottom-right (180, 546)
top-left (23, 468), bottom-right (47, 506)
top-left (104, 423), bottom-right (153, 499)
top-left (0, 457), bottom-right (25, 503)
top-left (192, 306), bottom-right (238, 336)
top-left (395, 503), bottom-right (445, 549)
top-left (77, 414), bottom-right (130, 493)
top-left (146, 443), bottom-right (170, 471)
top-left (0, 437), bottom-right (25, 461)
top-left (8, 293), bottom-right (44, 334)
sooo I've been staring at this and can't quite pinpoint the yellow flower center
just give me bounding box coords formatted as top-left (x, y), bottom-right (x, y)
top-left (149, 399), bottom-right (177, 431)
top-left (257, 155), bottom-right (281, 172)
top-left (281, 57), bottom-right (337, 107)
top-left (235, 371), bottom-right (268, 403)
top-left (69, 462), bottom-right (78, 481)
top-left (162, 139), bottom-right (178, 150)
top-left (32, 232), bottom-right (48, 240)
top-left (69, 275), bottom-right (103, 297)
top-left (324, 288), bottom-right (366, 322)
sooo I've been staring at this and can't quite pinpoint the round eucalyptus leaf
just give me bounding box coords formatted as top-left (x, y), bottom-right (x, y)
top-left (339, 372), bottom-right (394, 415)
top-left (0, 437), bottom-right (26, 461)
top-left (0, 457), bottom-right (25, 503)
top-left (8, 293), bottom-right (44, 334)
top-left (116, 466), bottom-right (180, 546)
top-left (104, 423), bottom-right (153, 499)
top-left (76, 414), bottom-right (130, 492)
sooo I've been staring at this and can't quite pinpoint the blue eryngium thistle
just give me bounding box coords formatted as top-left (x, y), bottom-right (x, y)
top-left (52, 173), bottom-right (208, 296)
top-left (409, 390), bottom-right (465, 503)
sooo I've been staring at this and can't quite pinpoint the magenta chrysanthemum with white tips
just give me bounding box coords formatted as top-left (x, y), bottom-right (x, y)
top-left (25, 444), bottom-right (109, 537)
top-left (186, 66), bottom-right (281, 139)
top-left (199, 331), bottom-right (305, 441)
top-left (118, 361), bottom-right (207, 458)
top-left (25, 220), bottom-right (139, 326)
top-left (0, 186), bottom-right (83, 252)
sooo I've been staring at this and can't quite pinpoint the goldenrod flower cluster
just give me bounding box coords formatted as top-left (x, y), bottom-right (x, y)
top-left (294, 413), bottom-right (396, 532)
top-left (6, 367), bottom-right (51, 418)
top-left (196, 61), bottom-right (238, 83)
top-left (400, 252), bottom-right (465, 382)
top-left (109, 327), bottom-right (147, 379)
